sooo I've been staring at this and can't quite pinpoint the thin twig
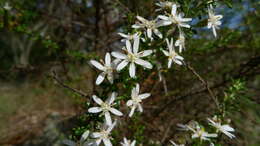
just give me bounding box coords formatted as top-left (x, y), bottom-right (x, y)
top-left (186, 63), bottom-right (220, 109)
top-left (50, 71), bottom-right (89, 98)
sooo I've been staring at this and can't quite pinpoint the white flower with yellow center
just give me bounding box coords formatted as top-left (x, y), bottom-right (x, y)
top-left (207, 118), bottom-right (235, 139)
top-left (158, 4), bottom-right (192, 29)
top-left (132, 16), bottom-right (163, 40)
top-left (88, 93), bottom-right (123, 126)
top-left (90, 53), bottom-right (117, 85)
top-left (112, 36), bottom-right (153, 78)
top-left (126, 83), bottom-right (151, 117)
top-left (91, 121), bottom-right (117, 146)
top-left (120, 137), bottom-right (136, 146)
top-left (207, 4), bottom-right (223, 37)
top-left (162, 38), bottom-right (184, 68)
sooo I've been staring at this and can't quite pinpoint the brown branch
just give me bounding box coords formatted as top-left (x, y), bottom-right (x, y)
top-left (186, 63), bottom-right (220, 109)
top-left (50, 71), bottom-right (89, 98)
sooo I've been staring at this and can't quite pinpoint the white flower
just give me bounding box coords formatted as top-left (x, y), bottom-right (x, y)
top-left (126, 83), bottom-right (151, 117)
top-left (158, 4), bottom-right (192, 29)
top-left (132, 16), bottom-right (163, 40)
top-left (207, 4), bottom-right (223, 37)
top-left (207, 118), bottom-right (235, 139)
top-left (162, 38), bottom-right (184, 68)
top-left (170, 140), bottom-right (184, 146)
top-left (188, 125), bottom-right (217, 141)
top-left (155, 1), bottom-right (179, 12)
top-left (90, 53), bottom-right (116, 85)
top-left (3, 2), bottom-right (12, 11)
top-left (121, 137), bottom-right (136, 146)
top-left (91, 121), bottom-right (117, 146)
top-left (112, 36), bottom-right (153, 78)
top-left (88, 93), bottom-right (123, 125)
top-left (175, 31), bottom-right (186, 53)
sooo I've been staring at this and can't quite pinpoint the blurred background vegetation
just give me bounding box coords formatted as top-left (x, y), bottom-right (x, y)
top-left (0, 0), bottom-right (259, 145)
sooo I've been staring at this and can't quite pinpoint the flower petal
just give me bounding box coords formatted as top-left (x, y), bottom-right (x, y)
top-left (105, 112), bottom-right (112, 126)
top-left (133, 36), bottom-right (140, 54)
top-left (110, 108), bottom-right (123, 116)
top-left (93, 95), bottom-right (103, 105)
top-left (90, 60), bottom-right (105, 71)
top-left (105, 53), bottom-right (111, 66)
top-left (126, 40), bottom-right (132, 53)
top-left (96, 72), bottom-right (106, 85)
top-left (112, 52), bottom-right (127, 59)
top-left (103, 138), bottom-right (112, 146)
top-left (129, 62), bottom-right (136, 78)
top-left (117, 60), bottom-right (129, 71)
top-left (139, 93), bottom-right (151, 99)
top-left (106, 92), bottom-right (116, 105)
top-left (88, 107), bottom-right (102, 113)
top-left (135, 59), bottom-right (152, 69)
top-left (129, 106), bottom-right (136, 117)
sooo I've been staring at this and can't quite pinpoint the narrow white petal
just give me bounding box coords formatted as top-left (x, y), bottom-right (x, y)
top-left (162, 50), bottom-right (169, 56)
top-left (62, 139), bottom-right (76, 146)
top-left (105, 53), bottom-right (111, 66)
top-left (93, 95), bottom-right (103, 105)
top-left (158, 15), bottom-right (169, 20)
top-left (171, 4), bottom-right (177, 15)
top-left (117, 60), bottom-right (129, 71)
top-left (129, 106), bottom-right (136, 117)
top-left (168, 59), bottom-right (173, 68)
top-left (132, 24), bottom-right (142, 29)
top-left (126, 40), bottom-right (132, 53)
top-left (174, 59), bottom-right (183, 65)
top-left (91, 132), bottom-right (102, 138)
top-left (138, 50), bottom-right (153, 57)
top-left (131, 140), bottom-right (136, 146)
top-left (118, 32), bottom-right (128, 38)
top-left (90, 60), bottom-right (105, 71)
top-left (222, 125), bottom-right (235, 132)
top-left (136, 16), bottom-right (147, 23)
top-left (147, 28), bottom-right (152, 39)
top-left (110, 108), bottom-right (123, 116)
top-left (138, 103), bottom-right (143, 112)
top-left (135, 83), bottom-right (140, 94)
top-left (154, 29), bottom-right (163, 38)
top-left (139, 93), bottom-right (151, 99)
top-left (105, 112), bottom-right (112, 126)
top-left (108, 120), bottom-right (117, 132)
top-left (106, 92), bottom-right (116, 105)
top-left (212, 26), bottom-right (217, 37)
top-left (103, 138), bottom-right (112, 146)
top-left (179, 23), bottom-right (190, 28)
top-left (126, 100), bottom-right (133, 106)
top-left (129, 63), bottom-right (136, 78)
top-left (80, 130), bottom-right (90, 141)
top-left (135, 59), bottom-right (153, 69)
top-left (88, 107), bottom-right (102, 113)
top-left (111, 52), bottom-right (127, 59)
top-left (96, 72), bottom-right (106, 85)
top-left (133, 36), bottom-right (140, 54)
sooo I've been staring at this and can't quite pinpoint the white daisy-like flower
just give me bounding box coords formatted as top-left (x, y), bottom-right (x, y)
top-left (91, 121), bottom-right (117, 146)
top-left (207, 118), bottom-right (235, 139)
top-left (162, 38), bottom-right (184, 68)
top-left (155, 1), bottom-right (179, 12)
top-left (170, 140), bottom-right (184, 146)
top-left (158, 4), bottom-right (192, 29)
top-left (120, 137), bottom-right (136, 146)
top-left (132, 16), bottom-right (163, 40)
top-left (207, 4), bottom-right (223, 37)
top-left (88, 93), bottom-right (123, 126)
top-left (175, 31), bottom-right (186, 53)
top-left (187, 125), bottom-right (217, 141)
top-left (90, 53), bottom-right (117, 85)
top-left (126, 83), bottom-right (151, 117)
top-left (112, 36), bottom-right (153, 78)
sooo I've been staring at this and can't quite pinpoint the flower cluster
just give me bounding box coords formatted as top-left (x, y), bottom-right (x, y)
top-left (65, 1), bottom-right (228, 146)
top-left (173, 116), bottom-right (235, 145)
